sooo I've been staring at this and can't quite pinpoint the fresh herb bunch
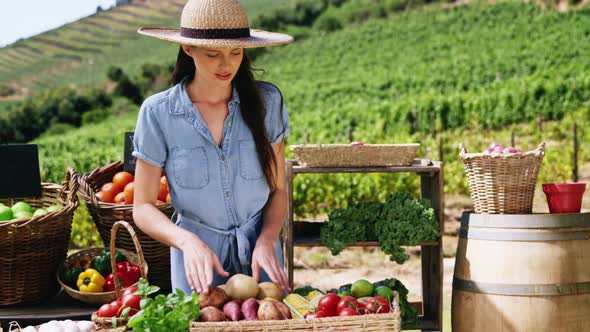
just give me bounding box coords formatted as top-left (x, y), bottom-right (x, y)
top-left (320, 201), bottom-right (382, 255)
top-left (127, 280), bottom-right (200, 332)
top-left (320, 191), bottom-right (440, 264)
top-left (377, 191), bottom-right (440, 264)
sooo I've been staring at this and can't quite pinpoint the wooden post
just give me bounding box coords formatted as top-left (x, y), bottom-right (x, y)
top-left (420, 163), bottom-right (444, 331)
top-left (432, 110), bottom-right (437, 139)
top-left (438, 135), bottom-right (444, 162)
top-left (284, 161), bottom-right (295, 289)
top-left (347, 126), bottom-right (354, 142)
top-left (573, 122), bottom-right (578, 183)
top-left (511, 131), bottom-right (515, 148)
top-left (537, 113), bottom-right (543, 133)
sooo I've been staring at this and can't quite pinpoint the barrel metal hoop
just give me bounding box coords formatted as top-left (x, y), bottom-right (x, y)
top-left (461, 212), bottom-right (590, 229)
top-left (459, 228), bottom-right (589, 241)
top-left (453, 277), bottom-right (590, 296)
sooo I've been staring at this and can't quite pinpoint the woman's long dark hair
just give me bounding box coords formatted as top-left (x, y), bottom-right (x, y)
top-left (172, 47), bottom-right (277, 191)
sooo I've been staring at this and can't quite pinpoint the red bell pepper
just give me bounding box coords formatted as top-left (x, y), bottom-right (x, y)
top-left (116, 261), bottom-right (141, 285)
top-left (104, 271), bottom-right (127, 292)
top-left (104, 261), bottom-right (141, 291)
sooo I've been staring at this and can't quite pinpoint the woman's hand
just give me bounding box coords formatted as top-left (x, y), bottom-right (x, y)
top-left (251, 236), bottom-right (290, 291)
top-left (179, 233), bottom-right (229, 293)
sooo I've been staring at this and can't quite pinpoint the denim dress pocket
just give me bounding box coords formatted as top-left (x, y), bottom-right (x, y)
top-left (239, 140), bottom-right (264, 180)
top-left (171, 147), bottom-right (209, 189)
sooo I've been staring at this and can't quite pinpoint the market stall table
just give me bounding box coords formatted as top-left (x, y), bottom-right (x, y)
top-left (0, 289), bottom-right (99, 329)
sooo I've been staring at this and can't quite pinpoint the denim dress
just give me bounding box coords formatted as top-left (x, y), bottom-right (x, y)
top-left (132, 77), bottom-right (289, 293)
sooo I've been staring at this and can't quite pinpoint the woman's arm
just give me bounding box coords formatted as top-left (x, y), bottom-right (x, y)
top-left (132, 159), bottom-right (193, 249)
top-left (132, 159), bottom-right (227, 292)
top-left (251, 141), bottom-right (290, 290)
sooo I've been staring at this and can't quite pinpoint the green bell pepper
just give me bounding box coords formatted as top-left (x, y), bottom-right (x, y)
top-left (90, 250), bottom-right (126, 277)
top-left (60, 267), bottom-right (84, 289)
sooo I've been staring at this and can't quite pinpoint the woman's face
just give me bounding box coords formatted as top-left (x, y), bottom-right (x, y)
top-left (184, 45), bottom-right (244, 86)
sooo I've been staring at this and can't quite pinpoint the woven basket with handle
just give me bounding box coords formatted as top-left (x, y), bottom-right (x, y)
top-left (77, 161), bottom-right (174, 291)
top-left (0, 167), bottom-right (79, 305)
top-left (190, 292), bottom-right (401, 332)
top-left (90, 220), bottom-right (149, 329)
top-left (460, 142), bottom-right (545, 214)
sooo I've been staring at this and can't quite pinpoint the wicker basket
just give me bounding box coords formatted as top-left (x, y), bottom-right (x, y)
top-left (0, 167), bottom-right (78, 306)
top-left (290, 144), bottom-right (419, 168)
top-left (89, 221), bottom-right (149, 329)
top-left (77, 161), bottom-right (174, 291)
top-left (58, 242), bottom-right (147, 305)
top-left (190, 293), bottom-right (401, 332)
top-left (460, 142), bottom-right (546, 214)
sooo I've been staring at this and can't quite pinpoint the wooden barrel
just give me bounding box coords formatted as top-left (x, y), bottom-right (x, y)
top-left (452, 212), bottom-right (590, 332)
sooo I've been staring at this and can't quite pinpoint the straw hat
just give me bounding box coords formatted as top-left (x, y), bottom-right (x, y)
top-left (138, 0), bottom-right (293, 48)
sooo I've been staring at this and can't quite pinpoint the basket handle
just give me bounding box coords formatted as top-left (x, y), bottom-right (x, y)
top-left (459, 143), bottom-right (467, 156)
top-left (59, 166), bottom-right (80, 207)
top-left (110, 220), bottom-right (149, 299)
top-left (81, 172), bottom-right (101, 208)
top-left (534, 142), bottom-right (546, 154)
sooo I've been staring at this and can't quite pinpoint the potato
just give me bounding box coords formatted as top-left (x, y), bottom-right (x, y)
top-left (225, 274), bottom-right (259, 300)
top-left (199, 287), bottom-right (229, 309)
top-left (223, 300), bottom-right (243, 321)
top-left (241, 297), bottom-right (259, 321)
top-left (257, 282), bottom-right (284, 301)
top-left (200, 306), bottom-right (228, 322)
top-left (257, 300), bottom-right (284, 320)
top-left (274, 301), bottom-right (292, 319)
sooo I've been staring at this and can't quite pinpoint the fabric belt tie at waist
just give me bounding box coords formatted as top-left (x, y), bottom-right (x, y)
top-left (178, 209), bottom-right (262, 274)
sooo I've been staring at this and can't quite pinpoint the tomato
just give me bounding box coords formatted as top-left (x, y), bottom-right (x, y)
top-left (96, 190), bottom-right (114, 203)
top-left (356, 301), bottom-right (367, 315)
top-left (97, 300), bottom-right (123, 318)
top-left (365, 296), bottom-right (391, 314)
top-left (122, 293), bottom-right (142, 313)
top-left (114, 192), bottom-right (126, 204)
top-left (101, 182), bottom-right (120, 196)
top-left (113, 172), bottom-right (134, 192)
top-left (157, 182), bottom-right (168, 202)
top-left (122, 286), bottom-right (138, 298)
top-left (161, 176), bottom-right (168, 186)
top-left (339, 307), bottom-right (359, 316)
top-left (305, 310), bottom-right (328, 319)
top-left (124, 182), bottom-right (134, 202)
top-left (317, 293), bottom-right (341, 317)
top-left (337, 296), bottom-right (358, 314)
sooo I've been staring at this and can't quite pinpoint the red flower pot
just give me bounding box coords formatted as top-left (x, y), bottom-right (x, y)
top-left (542, 183), bottom-right (586, 214)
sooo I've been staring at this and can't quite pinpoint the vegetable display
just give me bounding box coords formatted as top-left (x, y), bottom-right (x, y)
top-left (320, 191), bottom-right (440, 264)
top-left (59, 248), bottom-right (141, 294)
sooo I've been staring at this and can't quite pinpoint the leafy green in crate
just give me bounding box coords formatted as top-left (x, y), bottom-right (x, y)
top-left (320, 191), bottom-right (439, 264)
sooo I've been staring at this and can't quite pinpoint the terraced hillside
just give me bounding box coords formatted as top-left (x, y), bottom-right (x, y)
top-left (0, 0), bottom-right (286, 96)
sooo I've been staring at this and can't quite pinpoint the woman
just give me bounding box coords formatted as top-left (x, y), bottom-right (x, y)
top-left (131, 0), bottom-right (293, 294)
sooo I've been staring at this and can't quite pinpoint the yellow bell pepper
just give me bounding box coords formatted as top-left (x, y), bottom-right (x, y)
top-left (77, 268), bottom-right (105, 293)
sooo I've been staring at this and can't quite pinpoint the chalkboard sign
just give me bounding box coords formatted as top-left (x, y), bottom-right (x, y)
top-left (124, 132), bottom-right (136, 173)
top-left (0, 144), bottom-right (42, 199)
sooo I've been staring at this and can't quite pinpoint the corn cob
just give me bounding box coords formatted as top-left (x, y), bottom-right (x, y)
top-left (283, 293), bottom-right (315, 319)
top-left (305, 290), bottom-right (324, 307)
